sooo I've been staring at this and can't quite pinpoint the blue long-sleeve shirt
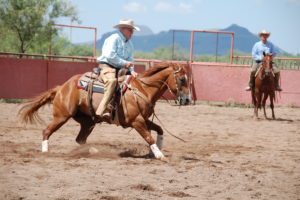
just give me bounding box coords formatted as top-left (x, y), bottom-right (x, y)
top-left (252, 41), bottom-right (276, 61)
top-left (97, 31), bottom-right (134, 72)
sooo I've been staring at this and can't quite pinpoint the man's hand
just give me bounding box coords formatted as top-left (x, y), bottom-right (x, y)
top-left (125, 62), bottom-right (133, 69)
top-left (131, 71), bottom-right (138, 77)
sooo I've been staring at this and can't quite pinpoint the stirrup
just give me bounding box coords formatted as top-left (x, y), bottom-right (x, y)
top-left (95, 112), bottom-right (111, 121)
top-left (275, 87), bottom-right (282, 91)
top-left (245, 86), bottom-right (252, 91)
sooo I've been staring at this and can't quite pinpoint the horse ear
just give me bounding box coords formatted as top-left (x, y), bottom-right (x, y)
top-left (263, 52), bottom-right (266, 56)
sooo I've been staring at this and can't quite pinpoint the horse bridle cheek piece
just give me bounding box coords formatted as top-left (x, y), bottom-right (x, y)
top-left (170, 66), bottom-right (182, 96)
top-left (260, 60), bottom-right (274, 80)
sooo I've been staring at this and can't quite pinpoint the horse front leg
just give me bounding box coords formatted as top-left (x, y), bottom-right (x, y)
top-left (73, 115), bottom-right (96, 145)
top-left (270, 93), bottom-right (275, 119)
top-left (262, 93), bottom-right (269, 119)
top-left (146, 120), bottom-right (164, 150)
top-left (132, 116), bottom-right (165, 159)
top-left (255, 92), bottom-right (262, 119)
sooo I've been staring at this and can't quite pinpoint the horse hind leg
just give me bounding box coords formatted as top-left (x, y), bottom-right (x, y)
top-left (73, 114), bottom-right (96, 145)
top-left (42, 114), bottom-right (70, 152)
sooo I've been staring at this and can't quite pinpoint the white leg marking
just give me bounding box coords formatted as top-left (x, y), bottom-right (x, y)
top-left (42, 140), bottom-right (49, 152)
top-left (150, 144), bottom-right (164, 159)
top-left (156, 135), bottom-right (164, 150)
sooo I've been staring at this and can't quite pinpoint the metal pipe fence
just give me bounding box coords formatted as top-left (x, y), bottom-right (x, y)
top-left (171, 29), bottom-right (234, 64)
top-left (0, 51), bottom-right (95, 62)
top-left (233, 55), bottom-right (300, 70)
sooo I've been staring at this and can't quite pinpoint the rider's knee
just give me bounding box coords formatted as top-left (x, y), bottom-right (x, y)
top-left (107, 78), bottom-right (117, 84)
top-left (250, 64), bottom-right (259, 72)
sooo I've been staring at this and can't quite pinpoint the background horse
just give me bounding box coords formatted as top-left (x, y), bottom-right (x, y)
top-left (252, 53), bottom-right (276, 119)
top-left (19, 63), bottom-right (190, 159)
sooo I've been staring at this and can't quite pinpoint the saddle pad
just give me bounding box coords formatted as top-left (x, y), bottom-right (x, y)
top-left (77, 72), bottom-right (105, 93)
top-left (77, 72), bottom-right (134, 94)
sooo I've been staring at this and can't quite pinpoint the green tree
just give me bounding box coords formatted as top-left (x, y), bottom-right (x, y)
top-left (0, 0), bottom-right (79, 53)
top-left (63, 44), bottom-right (94, 57)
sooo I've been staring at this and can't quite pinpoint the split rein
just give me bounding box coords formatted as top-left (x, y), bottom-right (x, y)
top-left (257, 61), bottom-right (275, 80)
top-left (126, 67), bottom-right (187, 143)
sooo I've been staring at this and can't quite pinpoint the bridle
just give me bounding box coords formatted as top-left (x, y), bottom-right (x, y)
top-left (261, 59), bottom-right (274, 79)
top-left (138, 65), bottom-right (186, 98)
top-left (125, 66), bottom-right (187, 142)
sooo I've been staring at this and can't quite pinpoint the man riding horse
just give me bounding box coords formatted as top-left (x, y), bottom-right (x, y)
top-left (96, 19), bottom-right (139, 119)
top-left (245, 30), bottom-right (282, 91)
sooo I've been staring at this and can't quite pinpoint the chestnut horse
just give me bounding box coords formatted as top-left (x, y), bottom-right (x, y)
top-left (19, 63), bottom-right (190, 159)
top-left (252, 53), bottom-right (276, 119)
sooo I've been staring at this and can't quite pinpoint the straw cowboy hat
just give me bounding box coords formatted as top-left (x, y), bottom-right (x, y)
top-left (258, 30), bottom-right (271, 37)
top-left (113, 19), bottom-right (140, 31)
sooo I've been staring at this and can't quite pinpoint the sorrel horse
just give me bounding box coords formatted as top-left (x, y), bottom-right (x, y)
top-left (19, 63), bottom-right (190, 159)
top-left (252, 53), bottom-right (276, 119)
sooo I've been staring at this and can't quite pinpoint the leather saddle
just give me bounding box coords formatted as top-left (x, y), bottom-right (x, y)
top-left (77, 68), bottom-right (104, 93)
top-left (77, 67), bottom-right (134, 94)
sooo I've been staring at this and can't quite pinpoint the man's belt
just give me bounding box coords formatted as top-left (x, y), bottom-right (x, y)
top-left (99, 61), bottom-right (116, 69)
top-left (255, 60), bottom-right (262, 64)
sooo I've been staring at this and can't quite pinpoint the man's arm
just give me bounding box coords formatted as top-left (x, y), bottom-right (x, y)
top-left (252, 43), bottom-right (261, 61)
top-left (128, 52), bottom-right (135, 73)
top-left (270, 42), bottom-right (277, 57)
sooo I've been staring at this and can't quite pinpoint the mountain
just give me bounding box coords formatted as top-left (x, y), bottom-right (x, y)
top-left (134, 25), bottom-right (154, 36)
top-left (95, 24), bottom-right (285, 55)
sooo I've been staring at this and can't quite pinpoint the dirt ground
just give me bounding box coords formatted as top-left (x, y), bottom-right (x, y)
top-left (0, 102), bottom-right (299, 200)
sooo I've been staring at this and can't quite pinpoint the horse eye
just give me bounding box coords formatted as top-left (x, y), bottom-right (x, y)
top-left (179, 78), bottom-right (186, 84)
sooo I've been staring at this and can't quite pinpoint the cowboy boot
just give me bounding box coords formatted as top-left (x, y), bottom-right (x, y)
top-left (245, 71), bottom-right (256, 91)
top-left (96, 78), bottom-right (117, 118)
top-left (274, 73), bottom-right (282, 91)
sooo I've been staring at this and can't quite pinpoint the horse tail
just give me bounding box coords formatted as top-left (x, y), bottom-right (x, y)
top-left (18, 86), bottom-right (60, 124)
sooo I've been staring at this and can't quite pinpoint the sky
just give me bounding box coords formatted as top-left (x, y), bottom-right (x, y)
top-left (58, 0), bottom-right (300, 54)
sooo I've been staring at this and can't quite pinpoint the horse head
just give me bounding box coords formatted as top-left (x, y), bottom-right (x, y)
top-left (262, 52), bottom-right (273, 77)
top-left (168, 63), bottom-right (191, 105)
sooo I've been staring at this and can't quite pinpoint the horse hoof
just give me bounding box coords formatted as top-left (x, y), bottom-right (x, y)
top-left (159, 156), bottom-right (168, 162)
top-left (42, 140), bottom-right (48, 152)
top-left (89, 147), bottom-right (99, 154)
top-left (76, 140), bottom-right (86, 145)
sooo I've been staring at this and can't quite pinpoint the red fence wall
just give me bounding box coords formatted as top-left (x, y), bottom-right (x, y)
top-left (0, 57), bottom-right (146, 99)
top-left (191, 63), bottom-right (300, 106)
top-left (0, 57), bottom-right (299, 106)
top-left (0, 57), bottom-right (98, 98)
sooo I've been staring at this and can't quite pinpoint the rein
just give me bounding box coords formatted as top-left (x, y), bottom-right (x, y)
top-left (124, 67), bottom-right (186, 143)
top-left (257, 60), bottom-right (275, 80)
top-left (138, 66), bottom-right (183, 98)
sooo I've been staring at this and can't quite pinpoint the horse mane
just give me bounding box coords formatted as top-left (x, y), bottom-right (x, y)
top-left (140, 62), bottom-right (173, 78)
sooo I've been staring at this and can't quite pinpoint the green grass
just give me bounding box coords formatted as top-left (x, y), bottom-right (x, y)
top-left (0, 99), bottom-right (25, 103)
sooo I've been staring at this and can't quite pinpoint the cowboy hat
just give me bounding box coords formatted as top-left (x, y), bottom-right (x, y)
top-left (113, 19), bottom-right (140, 31)
top-left (258, 30), bottom-right (271, 37)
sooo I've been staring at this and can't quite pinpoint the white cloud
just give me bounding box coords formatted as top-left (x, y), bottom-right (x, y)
top-left (179, 3), bottom-right (193, 13)
top-left (123, 2), bottom-right (147, 13)
top-left (154, 2), bottom-right (174, 12)
top-left (154, 1), bottom-right (194, 13)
